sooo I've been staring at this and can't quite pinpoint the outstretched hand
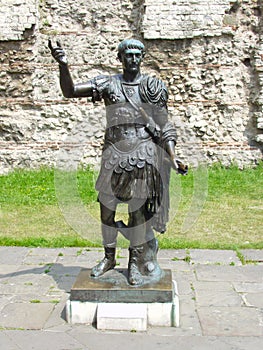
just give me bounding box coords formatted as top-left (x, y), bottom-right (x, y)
top-left (48, 39), bottom-right (68, 66)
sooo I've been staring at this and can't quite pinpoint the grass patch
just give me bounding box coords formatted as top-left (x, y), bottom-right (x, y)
top-left (159, 162), bottom-right (263, 250)
top-left (0, 163), bottom-right (262, 249)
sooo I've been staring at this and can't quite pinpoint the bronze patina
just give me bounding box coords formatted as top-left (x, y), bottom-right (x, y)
top-left (49, 38), bottom-right (187, 286)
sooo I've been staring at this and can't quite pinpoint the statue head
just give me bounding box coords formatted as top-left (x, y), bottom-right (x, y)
top-left (117, 39), bottom-right (145, 61)
top-left (117, 39), bottom-right (145, 75)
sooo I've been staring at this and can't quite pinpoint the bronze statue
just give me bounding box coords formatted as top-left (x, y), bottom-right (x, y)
top-left (49, 38), bottom-right (187, 286)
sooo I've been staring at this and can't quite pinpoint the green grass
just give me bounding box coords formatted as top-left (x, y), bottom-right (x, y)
top-left (0, 163), bottom-right (262, 249)
top-left (159, 162), bottom-right (263, 249)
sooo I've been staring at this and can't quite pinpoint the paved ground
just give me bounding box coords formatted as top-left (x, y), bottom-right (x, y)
top-left (0, 246), bottom-right (262, 349)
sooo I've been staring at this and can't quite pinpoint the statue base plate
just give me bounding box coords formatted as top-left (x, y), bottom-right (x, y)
top-left (66, 268), bottom-right (179, 330)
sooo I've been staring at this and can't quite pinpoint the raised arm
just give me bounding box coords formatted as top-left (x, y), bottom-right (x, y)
top-left (48, 40), bottom-right (93, 98)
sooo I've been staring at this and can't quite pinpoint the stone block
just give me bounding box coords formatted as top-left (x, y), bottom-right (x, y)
top-left (147, 301), bottom-right (175, 327)
top-left (66, 300), bottom-right (97, 325)
top-left (255, 134), bottom-right (263, 143)
top-left (66, 270), bottom-right (180, 329)
top-left (97, 303), bottom-right (147, 331)
top-left (67, 298), bottom-right (180, 329)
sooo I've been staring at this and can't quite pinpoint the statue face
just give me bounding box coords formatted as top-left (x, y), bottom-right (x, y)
top-left (120, 48), bottom-right (143, 73)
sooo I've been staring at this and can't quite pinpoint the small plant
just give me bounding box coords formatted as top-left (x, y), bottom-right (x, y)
top-left (76, 249), bottom-right (83, 256)
top-left (30, 299), bottom-right (41, 303)
top-left (24, 282), bottom-right (33, 286)
top-left (58, 252), bottom-right (64, 257)
top-left (44, 263), bottom-right (53, 274)
top-left (183, 255), bottom-right (191, 263)
top-left (171, 257), bottom-right (180, 261)
top-left (236, 250), bottom-right (246, 265)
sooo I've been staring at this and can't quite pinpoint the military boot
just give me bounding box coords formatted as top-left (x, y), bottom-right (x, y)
top-left (90, 247), bottom-right (116, 277)
top-left (128, 246), bottom-right (144, 285)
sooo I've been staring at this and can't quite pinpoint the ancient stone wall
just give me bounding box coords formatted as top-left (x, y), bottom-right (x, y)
top-left (0, 0), bottom-right (262, 173)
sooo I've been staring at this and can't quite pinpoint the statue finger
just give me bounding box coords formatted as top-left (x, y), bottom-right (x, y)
top-left (56, 41), bottom-right (62, 48)
top-left (48, 39), bottom-right (53, 51)
top-left (54, 52), bottom-right (65, 60)
top-left (53, 48), bottom-right (64, 56)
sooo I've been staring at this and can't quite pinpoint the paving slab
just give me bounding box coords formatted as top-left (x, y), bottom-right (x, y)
top-left (243, 293), bottom-right (263, 308)
top-left (195, 289), bottom-right (243, 307)
top-left (0, 302), bottom-right (55, 330)
top-left (189, 249), bottom-right (241, 265)
top-left (159, 259), bottom-right (192, 271)
top-left (178, 295), bottom-right (203, 335)
top-left (23, 254), bottom-right (58, 265)
top-left (4, 330), bottom-right (84, 350)
top-left (197, 306), bottom-right (263, 336)
top-left (233, 281), bottom-right (263, 293)
top-left (56, 255), bottom-right (84, 265)
top-left (0, 264), bottom-right (19, 276)
top-left (158, 249), bottom-right (187, 260)
top-left (0, 295), bottom-right (13, 313)
top-left (0, 247), bottom-right (263, 349)
top-left (173, 270), bottom-right (196, 295)
top-left (68, 330), bottom-right (263, 350)
top-left (0, 247), bottom-right (28, 265)
top-left (240, 249), bottom-right (263, 262)
top-left (0, 332), bottom-right (20, 350)
top-left (48, 263), bottom-right (81, 277)
top-left (28, 248), bottom-right (63, 256)
top-left (0, 274), bottom-right (51, 295)
top-left (193, 281), bottom-right (233, 291)
top-left (43, 293), bottom-right (69, 330)
top-left (195, 264), bottom-right (263, 282)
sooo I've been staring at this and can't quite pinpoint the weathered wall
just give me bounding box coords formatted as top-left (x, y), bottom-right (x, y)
top-left (0, 0), bottom-right (262, 173)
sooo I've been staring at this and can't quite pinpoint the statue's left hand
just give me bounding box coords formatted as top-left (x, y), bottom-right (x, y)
top-left (48, 39), bottom-right (68, 66)
top-left (171, 157), bottom-right (188, 175)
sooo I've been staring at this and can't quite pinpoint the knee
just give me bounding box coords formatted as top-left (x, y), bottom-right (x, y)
top-left (129, 210), bottom-right (145, 227)
top-left (101, 211), bottom-right (115, 227)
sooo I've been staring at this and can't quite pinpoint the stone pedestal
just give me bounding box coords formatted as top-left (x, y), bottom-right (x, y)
top-left (66, 268), bottom-right (179, 331)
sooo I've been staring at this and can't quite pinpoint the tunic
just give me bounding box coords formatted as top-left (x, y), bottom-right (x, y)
top-left (90, 73), bottom-right (177, 233)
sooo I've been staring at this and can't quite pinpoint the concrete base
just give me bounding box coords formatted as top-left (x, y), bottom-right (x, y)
top-left (66, 278), bottom-right (179, 330)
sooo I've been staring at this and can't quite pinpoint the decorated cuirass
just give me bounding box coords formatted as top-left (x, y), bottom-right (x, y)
top-left (92, 73), bottom-right (176, 230)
